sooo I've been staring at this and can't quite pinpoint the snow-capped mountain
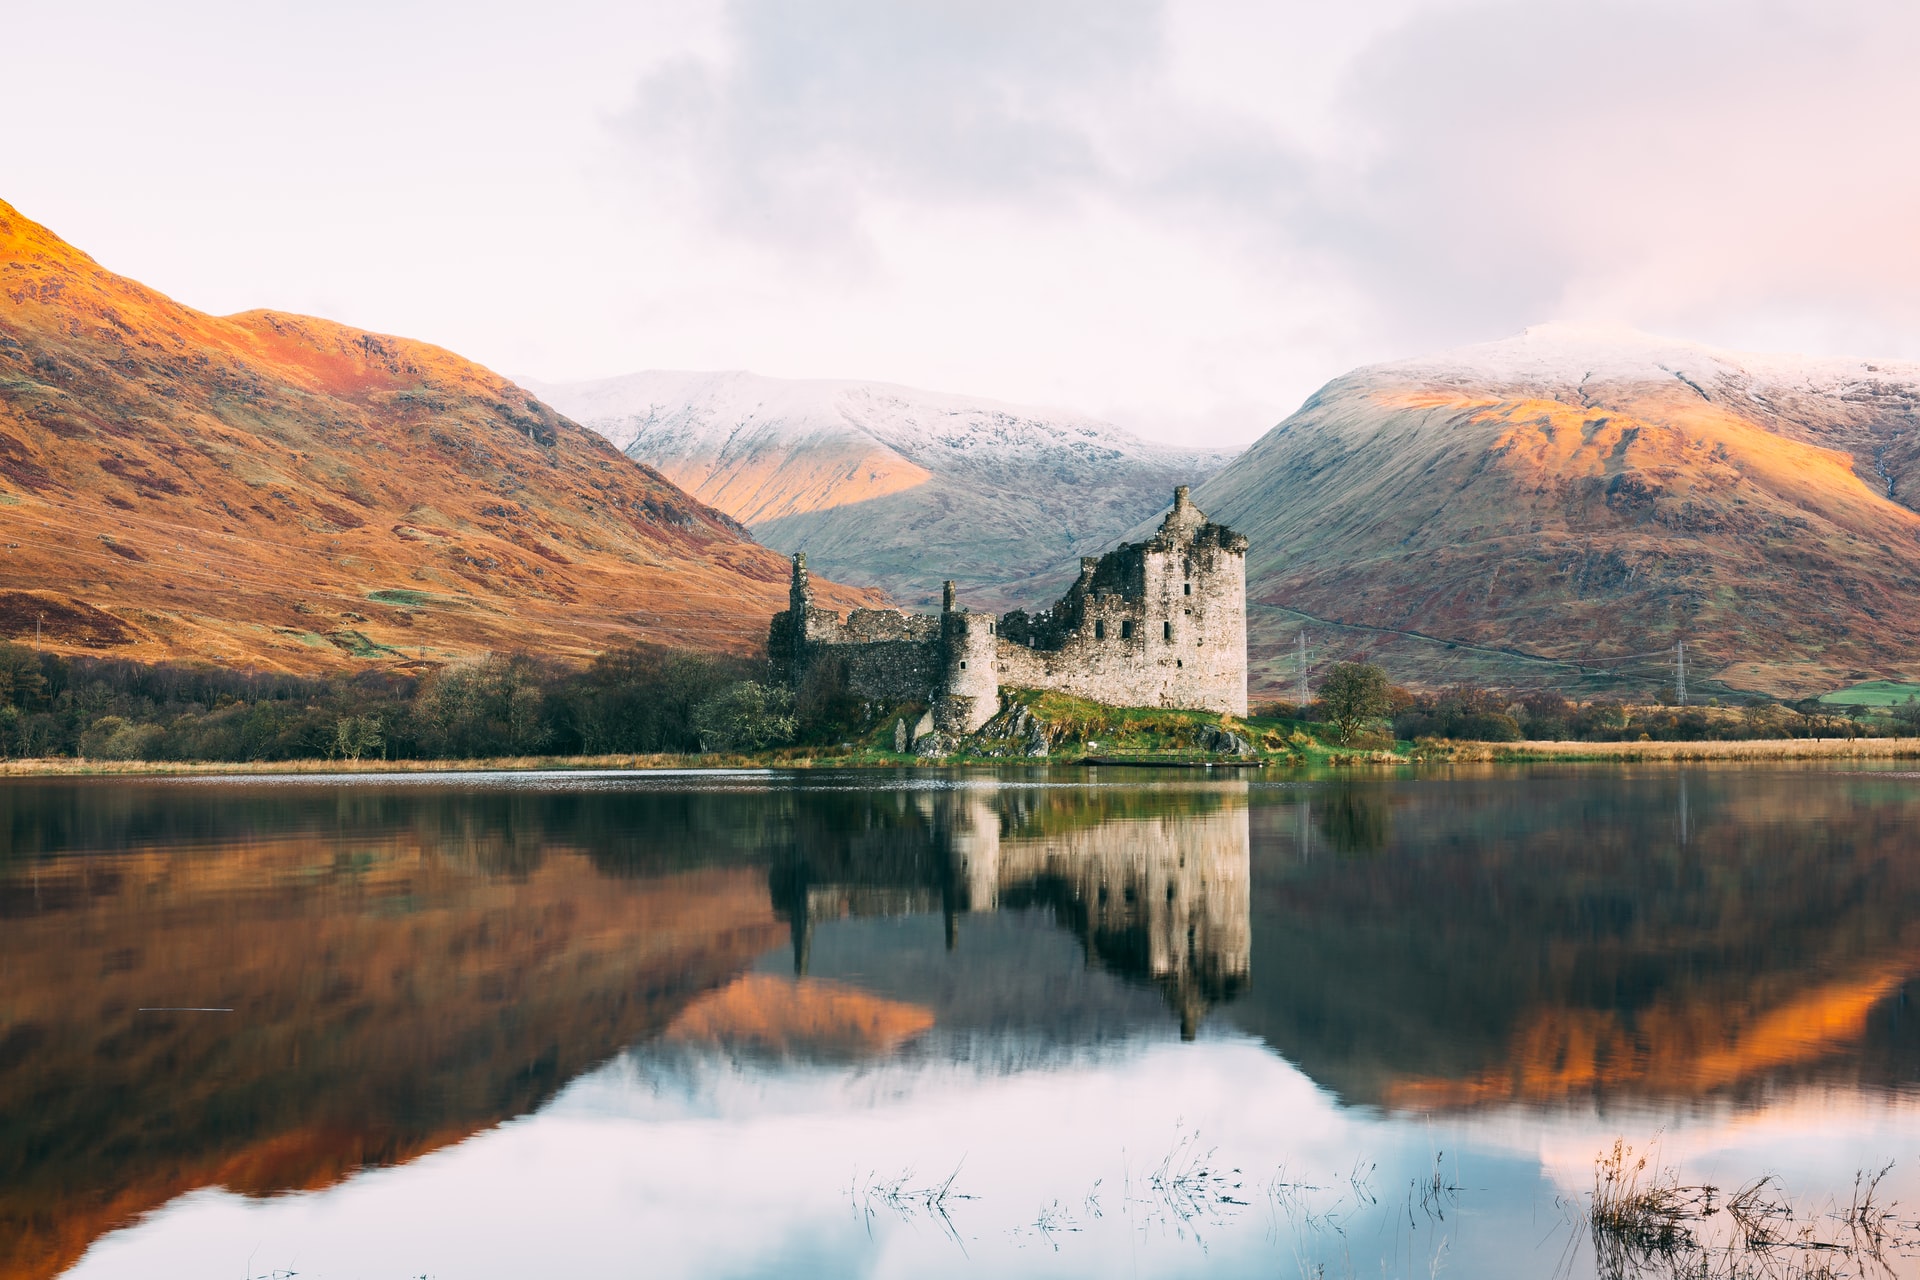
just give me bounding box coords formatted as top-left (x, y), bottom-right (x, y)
top-left (524, 370), bottom-right (1233, 610)
top-left (1192, 324), bottom-right (1920, 698)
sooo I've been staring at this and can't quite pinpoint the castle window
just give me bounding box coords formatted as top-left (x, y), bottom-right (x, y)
top-left (988, 622), bottom-right (994, 634)
top-left (1121, 620), bottom-right (1133, 639)
top-left (959, 660), bottom-right (967, 669)
top-left (1184, 582), bottom-right (1191, 596)
top-left (1177, 658), bottom-right (1184, 668)
top-left (1163, 621), bottom-right (1172, 641)
top-left (1095, 620), bottom-right (1106, 640)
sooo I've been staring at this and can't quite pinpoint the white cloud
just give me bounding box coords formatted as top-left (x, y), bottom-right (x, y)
top-left (4, 0), bottom-right (1918, 445)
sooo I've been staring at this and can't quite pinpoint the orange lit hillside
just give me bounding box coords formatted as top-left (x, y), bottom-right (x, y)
top-left (659, 440), bottom-right (934, 524)
top-left (1196, 326), bottom-right (1920, 697)
top-left (0, 198), bottom-right (881, 672)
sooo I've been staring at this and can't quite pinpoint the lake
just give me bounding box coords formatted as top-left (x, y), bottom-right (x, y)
top-left (5, 765), bottom-right (1920, 1279)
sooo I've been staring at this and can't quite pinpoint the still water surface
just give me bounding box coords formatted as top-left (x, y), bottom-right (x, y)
top-left (5, 766), bottom-right (1920, 1278)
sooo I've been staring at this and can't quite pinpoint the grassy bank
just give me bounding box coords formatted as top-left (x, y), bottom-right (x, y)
top-left (6, 733), bottom-right (1919, 776)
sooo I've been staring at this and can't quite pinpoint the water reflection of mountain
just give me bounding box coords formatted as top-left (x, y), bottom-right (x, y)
top-left (1229, 770), bottom-right (1920, 1109)
top-left (16, 768), bottom-right (1920, 1279)
top-left (0, 775), bottom-right (1253, 1280)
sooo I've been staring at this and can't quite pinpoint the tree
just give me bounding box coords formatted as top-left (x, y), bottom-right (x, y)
top-left (1895, 695), bottom-right (1920, 737)
top-left (333, 714), bottom-right (385, 761)
top-left (691, 681), bottom-right (797, 753)
top-left (1518, 690), bottom-right (1573, 740)
top-left (1318, 662), bottom-right (1392, 744)
top-left (559, 641), bottom-right (752, 754)
top-left (412, 653), bottom-right (553, 758)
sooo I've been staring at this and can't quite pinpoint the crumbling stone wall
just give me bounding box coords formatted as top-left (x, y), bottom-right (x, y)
top-left (768, 487), bottom-right (1248, 733)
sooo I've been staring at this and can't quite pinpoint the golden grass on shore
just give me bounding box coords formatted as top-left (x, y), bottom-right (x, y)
top-left (0, 753), bottom-right (713, 778)
top-left (1444, 737), bottom-right (1920, 763)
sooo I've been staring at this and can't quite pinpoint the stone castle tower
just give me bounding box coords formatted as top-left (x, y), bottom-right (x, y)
top-left (770, 487), bottom-right (1248, 732)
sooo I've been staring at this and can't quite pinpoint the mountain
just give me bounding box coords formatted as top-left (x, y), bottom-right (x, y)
top-left (0, 199), bottom-right (877, 673)
top-left (525, 370), bottom-right (1231, 611)
top-left (1193, 324), bottom-right (1920, 699)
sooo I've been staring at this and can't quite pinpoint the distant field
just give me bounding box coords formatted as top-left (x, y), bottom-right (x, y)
top-left (1818, 681), bottom-right (1920, 707)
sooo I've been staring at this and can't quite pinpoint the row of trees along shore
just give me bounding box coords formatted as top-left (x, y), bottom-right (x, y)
top-left (1287, 661), bottom-right (1918, 748)
top-left (0, 641), bottom-right (1908, 762)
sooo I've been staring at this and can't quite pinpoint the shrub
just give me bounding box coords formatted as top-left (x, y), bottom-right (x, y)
top-left (79, 715), bottom-right (165, 760)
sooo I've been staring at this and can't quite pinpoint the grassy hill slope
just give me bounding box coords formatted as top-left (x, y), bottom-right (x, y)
top-left (0, 199), bottom-right (878, 673)
top-left (1196, 325), bottom-right (1920, 698)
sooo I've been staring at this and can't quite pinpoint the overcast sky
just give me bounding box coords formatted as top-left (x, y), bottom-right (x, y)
top-left (8, 0), bottom-right (1919, 444)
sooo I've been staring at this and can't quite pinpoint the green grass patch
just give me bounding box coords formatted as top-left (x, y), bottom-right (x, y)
top-left (366, 588), bottom-right (432, 607)
top-left (328, 629), bottom-right (397, 659)
top-left (1818, 680), bottom-right (1920, 707)
top-left (271, 627), bottom-right (334, 649)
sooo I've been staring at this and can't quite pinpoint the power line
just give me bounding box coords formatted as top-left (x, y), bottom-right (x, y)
top-left (1296, 631), bottom-right (1309, 708)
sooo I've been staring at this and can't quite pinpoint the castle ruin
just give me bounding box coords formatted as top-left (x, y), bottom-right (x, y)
top-left (769, 486), bottom-right (1248, 732)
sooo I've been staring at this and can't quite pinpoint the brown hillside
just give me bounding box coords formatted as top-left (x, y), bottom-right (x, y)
top-left (0, 199), bottom-right (878, 673)
top-left (1196, 326), bottom-right (1920, 698)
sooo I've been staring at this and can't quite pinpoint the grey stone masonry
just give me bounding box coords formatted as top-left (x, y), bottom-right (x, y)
top-left (768, 486), bottom-right (1248, 733)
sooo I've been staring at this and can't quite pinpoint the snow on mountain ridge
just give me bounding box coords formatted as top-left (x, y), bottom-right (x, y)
top-left (521, 369), bottom-right (1218, 471)
top-left (524, 369), bottom-right (1233, 611)
top-left (1349, 323), bottom-right (1920, 401)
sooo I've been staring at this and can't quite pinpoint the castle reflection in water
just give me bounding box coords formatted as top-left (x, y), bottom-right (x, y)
top-left (769, 784), bottom-right (1252, 1039)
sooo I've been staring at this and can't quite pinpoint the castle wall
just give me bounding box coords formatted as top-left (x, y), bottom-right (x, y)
top-left (991, 539), bottom-right (1246, 717)
top-left (796, 604), bottom-right (942, 703)
top-left (987, 490), bottom-right (1247, 718)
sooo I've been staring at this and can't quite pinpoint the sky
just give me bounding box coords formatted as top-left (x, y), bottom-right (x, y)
top-left (7, 0), bottom-right (1920, 446)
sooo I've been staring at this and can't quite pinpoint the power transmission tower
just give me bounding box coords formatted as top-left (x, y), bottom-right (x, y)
top-left (1297, 632), bottom-right (1309, 710)
top-left (1676, 639), bottom-right (1687, 706)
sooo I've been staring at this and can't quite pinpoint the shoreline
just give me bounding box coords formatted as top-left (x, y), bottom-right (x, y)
top-left (2, 735), bottom-right (1919, 777)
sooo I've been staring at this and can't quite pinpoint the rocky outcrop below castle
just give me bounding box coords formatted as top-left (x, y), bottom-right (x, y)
top-left (901, 696), bottom-right (1253, 761)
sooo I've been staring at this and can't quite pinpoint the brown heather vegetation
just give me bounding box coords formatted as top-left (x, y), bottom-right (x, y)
top-left (0, 197), bottom-right (879, 674)
top-left (1206, 358), bottom-right (1920, 700)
